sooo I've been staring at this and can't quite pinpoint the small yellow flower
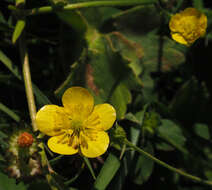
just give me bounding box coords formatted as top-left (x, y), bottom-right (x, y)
top-left (169, 8), bottom-right (207, 46)
top-left (36, 87), bottom-right (116, 158)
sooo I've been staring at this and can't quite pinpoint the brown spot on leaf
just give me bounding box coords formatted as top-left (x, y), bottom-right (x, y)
top-left (85, 64), bottom-right (99, 95)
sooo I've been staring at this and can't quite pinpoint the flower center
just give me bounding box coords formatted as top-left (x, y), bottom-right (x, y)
top-left (71, 120), bottom-right (84, 135)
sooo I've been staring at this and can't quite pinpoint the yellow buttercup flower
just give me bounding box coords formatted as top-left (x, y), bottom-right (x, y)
top-left (36, 87), bottom-right (116, 158)
top-left (169, 8), bottom-right (207, 46)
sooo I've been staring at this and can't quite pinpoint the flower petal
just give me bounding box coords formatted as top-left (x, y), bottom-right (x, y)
top-left (48, 135), bottom-right (78, 155)
top-left (169, 8), bottom-right (207, 46)
top-left (85, 104), bottom-right (116, 131)
top-left (36, 105), bottom-right (70, 136)
top-left (199, 13), bottom-right (207, 36)
top-left (62, 87), bottom-right (94, 120)
top-left (80, 130), bottom-right (109, 158)
top-left (171, 33), bottom-right (188, 45)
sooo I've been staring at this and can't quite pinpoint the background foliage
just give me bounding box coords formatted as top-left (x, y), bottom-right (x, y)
top-left (0, 0), bottom-right (212, 189)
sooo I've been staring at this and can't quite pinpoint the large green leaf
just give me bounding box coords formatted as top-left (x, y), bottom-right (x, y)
top-left (93, 153), bottom-right (120, 190)
top-left (0, 172), bottom-right (27, 190)
top-left (86, 29), bottom-right (133, 105)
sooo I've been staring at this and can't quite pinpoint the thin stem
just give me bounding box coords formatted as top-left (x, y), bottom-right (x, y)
top-left (124, 139), bottom-right (212, 186)
top-left (9, 0), bottom-right (157, 16)
top-left (19, 33), bottom-right (37, 131)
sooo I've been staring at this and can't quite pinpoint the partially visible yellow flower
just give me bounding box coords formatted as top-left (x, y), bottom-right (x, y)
top-left (169, 8), bottom-right (207, 46)
top-left (36, 87), bottom-right (116, 158)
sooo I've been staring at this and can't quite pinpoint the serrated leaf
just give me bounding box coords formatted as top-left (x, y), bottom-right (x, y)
top-left (12, 20), bottom-right (25, 44)
top-left (86, 29), bottom-right (132, 103)
top-left (0, 172), bottom-right (27, 190)
top-left (194, 123), bottom-right (210, 140)
top-left (93, 153), bottom-right (120, 190)
top-left (112, 31), bottom-right (185, 103)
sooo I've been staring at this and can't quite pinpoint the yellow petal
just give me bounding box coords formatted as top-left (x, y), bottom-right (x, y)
top-left (169, 14), bottom-right (182, 32)
top-left (85, 104), bottom-right (116, 131)
top-left (181, 8), bottom-right (199, 16)
top-left (171, 33), bottom-right (189, 46)
top-left (199, 13), bottom-right (207, 36)
top-left (80, 130), bottom-right (109, 158)
top-left (62, 87), bottom-right (94, 120)
top-left (48, 134), bottom-right (78, 155)
top-left (36, 105), bottom-right (70, 136)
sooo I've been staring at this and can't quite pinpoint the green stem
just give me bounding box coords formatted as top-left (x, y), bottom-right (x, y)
top-left (124, 139), bottom-right (212, 186)
top-left (19, 33), bottom-right (37, 131)
top-left (9, 0), bottom-right (157, 16)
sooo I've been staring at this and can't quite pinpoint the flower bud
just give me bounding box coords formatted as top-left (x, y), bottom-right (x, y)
top-left (17, 132), bottom-right (34, 148)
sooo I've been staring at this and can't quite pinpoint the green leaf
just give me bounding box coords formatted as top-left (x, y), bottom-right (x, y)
top-left (46, 173), bottom-right (69, 190)
top-left (133, 143), bottom-right (154, 185)
top-left (93, 153), bottom-right (120, 190)
top-left (0, 12), bottom-right (7, 24)
top-left (57, 11), bottom-right (87, 37)
top-left (157, 119), bottom-right (187, 153)
top-left (124, 112), bottom-right (140, 124)
top-left (12, 20), bottom-right (25, 44)
top-left (0, 172), bottom-right (27, 190)
top-left (110, 30), bottom-right (185, 103)
top-left (0, 102), bottom-right (20, 122)
top-left (110, 83), bottom-right (131, 119)
top-left (169, 77), bottom-right (209, 124)
top-left (0, 50), bottom-right (51, 105)
top-left (81, 7), bottom-right (120, 29)
top-left (192, 0), bottom-right (204, 10)
top-left (0, 50), bottom-right (22, 80)
top-left (194, 123), bottom-right (210, 140)
top-left (142, 111), bottom-right (161, 136)
top-left (110, 124), bottom-right (126, 150)
top-left (48, 0), bottom-right (68, 6)
top-left (86, 30), bottom-right (133, 106)
top-left (54, 49), bottom-right (87, 99)
top-left (31, 83), bottom-right (52, 106)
